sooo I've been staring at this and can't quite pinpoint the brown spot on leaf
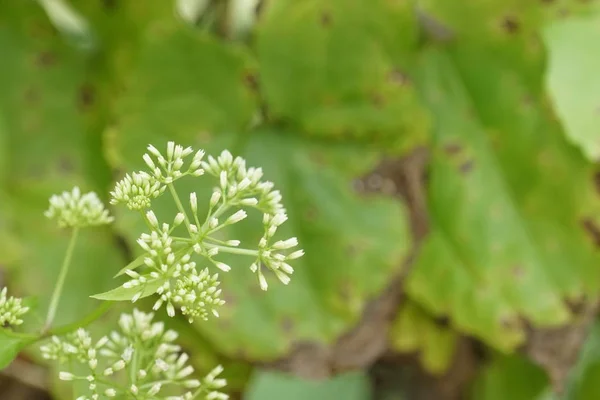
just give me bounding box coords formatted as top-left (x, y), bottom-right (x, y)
top-left (501, 15), bottom-right (520, 34)
top-left (304, 207), bottom-right (318, 222)
top-left (434, 315), bottom-right (450, 328)
top-left (282, 317), bottom-right (294, 334)
top-left (443, 143), bottom-right (462, 155)
top-left (511, 265), bottom-right (525, 279)
top-left (58, 157), bottom-right (74, 174)
top-left (366, 173), bottom-right (384, 191)
top-left (581, 217), bottom-right (600, 247)
top-left (388, 69), bottom-right (410, 86)
top-left (500, 315), bottom-right (521, 331)
top-left (320, 11), bottom-right (332, 27)
top-left (352, 179), bottom-right (366, 193)
top-left (338, 281), bottom-right (353, 303)
top-left (24, 87), bottom-right (39, 104)
top-left (371, 92), bottom-right (385, 108)
top-left (35, 51), bottom-right (56, 68)
top-left (243, 72), bottom-right (259, 92)
top-left (102, 0), bottom-right (117, 9)
top-left (77, 83), bottom-right (95, 111)
top-left (459, 160), bottom-right (474, 174)
top-left (346, 244), bottom-right (358, 258)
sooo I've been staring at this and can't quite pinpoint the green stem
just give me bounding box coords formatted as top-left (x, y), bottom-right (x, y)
top-left (204, 243), bottom-right (258, 256)
top-left (44, 227), bottom-right (79, 332)
top-left (168, 183), bottom-right (192, 234)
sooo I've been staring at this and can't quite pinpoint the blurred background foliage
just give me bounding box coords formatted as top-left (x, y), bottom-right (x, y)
top-left (1, 0), bottom-right (600, 399)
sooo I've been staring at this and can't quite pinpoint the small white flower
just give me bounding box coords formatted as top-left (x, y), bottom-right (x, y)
top-left (190, 192), bottom-right (198, 213)
top-left (214, 262), bottom-right (231, 272)
top-left (0, 287), bottom-right (29, 326)
top-left (110, 171), bottom-right (164, 210)
top-left (45, 187), bottom-right (113, 228)
top-left (59, 371), bottom-right (75, 381)
top-left (174, 213), bottom-right (185, 226)
top-left (210, 191), bottom-right (221, 207)
top-left (226, 210), bottom-right (247, 224)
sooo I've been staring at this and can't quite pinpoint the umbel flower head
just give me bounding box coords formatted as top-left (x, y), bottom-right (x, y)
top-left (0, 287), bottom-right (29, 326)
top-left (102, 143), bottom-right (304, 321)
top-left (45, 187), bottom-right (113, 228)
top-left (41, 309), bottom-right (228, 400)
top-left (110, 171), bottom-right (165, 210)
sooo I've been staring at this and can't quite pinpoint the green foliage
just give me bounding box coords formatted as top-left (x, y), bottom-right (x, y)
top-left (390, 301), bottom-right (457, 374)
top-left (245, 370), bottom-right (370, 400)
top-left (1, 0), bottom-right (600, 398)
top-left (0, 330), bottom-right (37, 369)
top-left (543, 12), bottom-right (600, 161)
top-left (470, 354), bottom-right (549, 400)
top-left (256, 0), bottom-right (429, 151)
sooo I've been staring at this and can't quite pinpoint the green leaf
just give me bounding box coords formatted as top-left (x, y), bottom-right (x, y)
top-left (91, 278), bottom-right (165, 301)
top-left (470, 354), bottom-right (549, 400)
top-left (114, 254), bottom-right (146, 278)
top-left (109, 25), bottom-right (257, 170)
top-left (0, 3), bottom-right (124, 329)
top-left (406, 46), bottom-right (600, 351)
top-left (0, 329), bottom-right (37, 369)
top-left (390, 301), bottom-right (458, 374)
top-left (256, 0), bottom-right (429, 151)
top-left (543, 11), bottom-right (600, 161)
top-left (245, 369), bottom-right (370, 400)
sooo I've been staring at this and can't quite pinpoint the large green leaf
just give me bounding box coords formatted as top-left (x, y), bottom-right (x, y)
top-left (0, 2), bottom-right (123, 328)
top-left (407, 44), bottom-right (600, 351)
top-left (470, 354), bottom-right (549, 400)
top-left (543, 11), bottom-right (600, 161)
top-left (0, 329), bottom-right (37, 369)
top-left (245, 369), bottom-right (370, 400)
top-left (255, 0), bottom-right (429, 151)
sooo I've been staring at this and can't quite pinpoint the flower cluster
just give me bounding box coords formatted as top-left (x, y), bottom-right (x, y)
top-left (110, 171), bottom-right (165, 210)
top-left (0, 287), bottom-right (29, 326)
top-left (126, 213), bottom-right (226, 322)
top-left (104, 142), bottom-right (304, 321)
top-left (44, 187), bottom-right (113, 228)
top-left (41, 309), bottom-right (228, 400)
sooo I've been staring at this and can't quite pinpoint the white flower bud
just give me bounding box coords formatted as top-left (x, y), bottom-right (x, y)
top-left (226, 210), bottom-right (247, 224)
top-left (148, 383), bottom-right (162, 396)
top-left (258, 271), bottom-right (268, 291)
top-left (146, 210), bottom-right (159, 228)
top-left (147, 144), bottom-right (162, 158)
top-left (174, 213), bottom-right (185, 226)
top-left (220, 171), bottom-right (228, 189)
top-left (272, 237), bottom-right (298, 250)
top-left (287, 249), bottom-right (305, 260)
top-left (59, 372), bottom-right (75, 381)
top-left (240, 197), bottom-right (258, 206)
top-left (190, 192), bottom-right (198, 213)
top-left (214, 262), bottom-right (231, 272)
top-left (143, 154), bottom-right (156, 170)
top-left (184, 379), bottom-right (201, 388)
top-left (105, 388), bottom-right (116, 397)
top-left (167, 141), bottom-right (175, 160)
top-left (210, 191), bottom-right (221, 207)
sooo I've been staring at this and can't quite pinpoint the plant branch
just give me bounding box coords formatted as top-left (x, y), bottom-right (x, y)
top-left (44, 227), bottom-right (79, 332)
top-left (168, 183), bottom-right (193, 234)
